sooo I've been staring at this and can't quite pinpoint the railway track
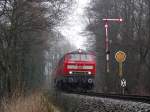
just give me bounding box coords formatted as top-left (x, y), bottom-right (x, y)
top-left (64, 91), bottom-right (150, 104)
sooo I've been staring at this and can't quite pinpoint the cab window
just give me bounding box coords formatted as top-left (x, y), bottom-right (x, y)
top-left (67, 53), bottom-right (94, 61)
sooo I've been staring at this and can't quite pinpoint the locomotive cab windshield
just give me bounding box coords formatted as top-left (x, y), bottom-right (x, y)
top-left (67, 53), bottom-right (95, 61)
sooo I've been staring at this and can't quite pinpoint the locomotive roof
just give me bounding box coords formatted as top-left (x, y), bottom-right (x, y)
top-left (67, 49), bottom-right (95, 55)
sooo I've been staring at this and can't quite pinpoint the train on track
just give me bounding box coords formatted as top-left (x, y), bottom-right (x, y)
top-left (53, 49), bottom-right (96, 91)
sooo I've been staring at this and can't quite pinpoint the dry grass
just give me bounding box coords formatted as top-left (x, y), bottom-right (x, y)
top-left (1, 92), bottom-right (60, 112)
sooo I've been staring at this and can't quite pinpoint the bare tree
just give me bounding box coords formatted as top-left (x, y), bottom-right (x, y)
top-left (0, 0), bottom-right (73, 95)
top-left (86, 0), bottom-right (150, 95)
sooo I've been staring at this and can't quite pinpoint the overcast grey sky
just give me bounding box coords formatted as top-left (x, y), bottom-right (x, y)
top-left (59, 0), bottom-right (90, 50)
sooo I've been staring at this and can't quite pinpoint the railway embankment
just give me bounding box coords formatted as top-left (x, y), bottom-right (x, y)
top-left (1, 91), bottom-right (61, 112)
top-left (52, 91), bottom-right (150, 112)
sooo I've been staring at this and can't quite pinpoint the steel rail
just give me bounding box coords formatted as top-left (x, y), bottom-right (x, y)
top-left (64, 91), bottom-right (150, 104)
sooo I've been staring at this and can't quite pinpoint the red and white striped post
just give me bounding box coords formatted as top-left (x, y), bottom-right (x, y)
top-left (102, 18), bottom-right (123, 73)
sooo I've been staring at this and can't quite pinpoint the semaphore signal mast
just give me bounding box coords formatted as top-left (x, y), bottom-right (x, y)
top-left (102, 18), bottom-right (123, 73)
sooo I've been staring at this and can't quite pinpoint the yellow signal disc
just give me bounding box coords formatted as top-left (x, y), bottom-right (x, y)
top-left (115, 51), bottom-right (126, 62)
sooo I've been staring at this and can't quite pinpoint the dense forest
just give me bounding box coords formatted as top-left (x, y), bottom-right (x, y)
top-left (0, 0), bottom-right (73, 95)
top-left (86, 0), bottom-right (150, 95)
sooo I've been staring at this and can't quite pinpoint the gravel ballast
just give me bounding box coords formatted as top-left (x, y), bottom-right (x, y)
top-left (54, 92), bottom-right (150, 112)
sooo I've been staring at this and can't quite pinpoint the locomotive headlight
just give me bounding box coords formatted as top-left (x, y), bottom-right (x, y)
top-left (69, 71), bottom-right (73, 74)
top-left (83, 66), bottom-right (93, 69)
top-left (67, 65), bottom-right (78, 69)
top-left (88, 71), bottom-right (91, 75)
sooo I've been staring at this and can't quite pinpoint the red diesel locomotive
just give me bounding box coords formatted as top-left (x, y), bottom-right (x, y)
top-left (53, 49), bottom-right (96, 90)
